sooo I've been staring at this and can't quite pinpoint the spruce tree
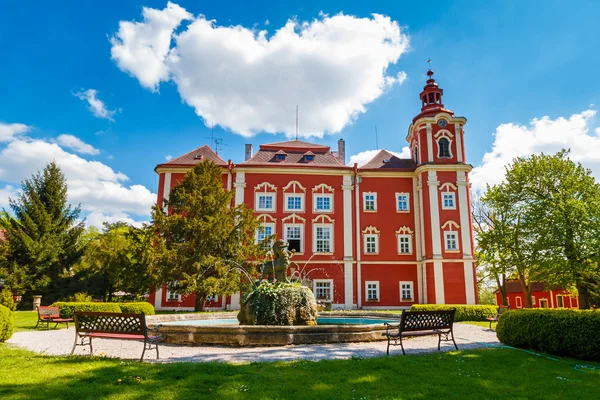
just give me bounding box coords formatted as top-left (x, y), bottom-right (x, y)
top-left (0, 162), bottom-right (84, 303)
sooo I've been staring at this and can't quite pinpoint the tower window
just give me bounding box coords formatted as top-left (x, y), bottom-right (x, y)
top-left (438, 138), bottom-right (451, 158)
top-left (428, 93), bottom-right (434, 103)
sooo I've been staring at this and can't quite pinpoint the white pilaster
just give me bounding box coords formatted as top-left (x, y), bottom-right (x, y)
top-left (227, 171), bottom-right (233, 191)
top-left (428, 171), bottom-right (445, 303)
top-left (426, 123), bottom-right (434, 162)
top-left (229, 293), bottom-right (241, 310)
top-left (355, 175), bottom-right (362, 309)
top-left (457, 171), bottom-right (473, 258)
top-left (455, 124), bottom-right (463, 163)
top-left (154, 286), bottom-right (163, 310)
top-left (342, 175), bottom-right (354, 309)
top-left (463, 261), bottom-right (476, 304)
top-left (434, 261), bottom-right (445, 304)
top-left (234, 172), bottom-right (246, 206)
top-left (413, 176), bottom-right (424, 304)
top-left (162, 172), bottom-right (172, 213)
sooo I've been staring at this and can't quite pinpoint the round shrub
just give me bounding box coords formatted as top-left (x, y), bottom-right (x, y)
top-left (52, 302), bottom-right (122, 319)
top-left (118, 302), bottom-right (155, 315)
top-left (410, 304), bottom-right (498, 321)
top-left (496, 309), bottom-right (600, 361)
top-left (0, 288), bottom-right (16, 311)
top-left (0, 304), bottom-right (14, 342)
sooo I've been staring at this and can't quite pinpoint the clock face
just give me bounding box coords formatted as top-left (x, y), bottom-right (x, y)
top-left (438, 120), bottom-right (447, 128)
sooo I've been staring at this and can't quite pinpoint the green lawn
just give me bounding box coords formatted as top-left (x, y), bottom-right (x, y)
top-left (0, 344), bottom-right (598, 399)
top-left (12, 311), bottom-right (70, 332)
top-left (459, 320), bottom-right (498, 330)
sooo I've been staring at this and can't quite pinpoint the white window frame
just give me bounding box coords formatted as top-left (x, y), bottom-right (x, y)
top-left (397, 234), bottom-right (412, 254)
top-left (313, 223), bottom-right (333, 253)
top-left (516, 296), bottom-right (522, 309)
top-left (313, 279), bottom-right (333, 302)
top-left (206, 294), bottom-right (218, 302)
top-left (255, 192), bottom-right (276, 212)
top-left (436, 137), bottom-right (453, 159)
top-left (539, 298), bottom-right (548, 308)
top-left (365, 281), bottom-right (380, 301)
top-left (363, 192), bottom-right (377, 212)
top-left (313, 193), bottom-right (333, 213)
top-left (166, 283), bottom-right (181, 302)
top-left (284, 193), bottom-right (304, 212)
top-left (400, 281), bottom-right (414, 302)
top-left (363, 234), bottom-right (379, 255)
top-left (283, 223), bottom-right (304, 253)
top-left (556, 295), bottom-right (564, 308)
top-left (532, 296), bottom-right (536, 305)
top-left (395, 192), bottom-right (410, 212)
top-left (256, 222), bottom-right (275, 245)
top-left (444, 231), bottom-right (459, 251)
top-left (441, 192), bottom-right (456, 210)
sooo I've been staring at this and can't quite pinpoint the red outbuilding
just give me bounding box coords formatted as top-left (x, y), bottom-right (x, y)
top-left (494, 280), bottom-right (580, 309)
top-left (149, 69), bottom-right (478, 310)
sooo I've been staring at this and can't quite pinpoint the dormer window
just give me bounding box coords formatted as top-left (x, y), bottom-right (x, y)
top-left (303, 151), bottom-right (315, 162)
top-left (194, 154), bottom-right (203, 160)
top-left (383, 159), bottom-right (391, 164)
top-left (275, 150), bottom-right (287, 161)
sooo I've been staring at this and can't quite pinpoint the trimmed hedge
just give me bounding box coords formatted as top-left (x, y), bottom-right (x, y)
top-left (0, 304), bottom-right (14, 342)
top-left (496, 309), bottom-right (600, 361)
top-left (51, 302), bottom-right (155, 319)
top-left (117, 302), bottom-right (155, 315)
top-left (410, 304), bottom-right (498, 321)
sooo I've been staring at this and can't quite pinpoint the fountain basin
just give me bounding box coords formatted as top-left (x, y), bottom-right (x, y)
top-left (147, 312), bottom-right (402, 346)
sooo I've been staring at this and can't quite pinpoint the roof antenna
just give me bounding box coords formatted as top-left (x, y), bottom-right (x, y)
top-left (204, 123), bottom-right (226, 155)
top-left (295, 105), bottom-right (299, 140)
top-left (375, 125), bottom-right (379, 150)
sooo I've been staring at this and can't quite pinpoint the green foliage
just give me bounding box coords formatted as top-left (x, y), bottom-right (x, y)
top-left (0, 162), bottom-right (84, 303)
top-left (410, 304), bottom-right (498, 321)
top-left (0, 304), bottom-right (14, 341)
top-left (64, 292), bottom-right (92, 302)
top-left (238, 281), bottom-right (318, 325)
top-left (117, 302), bottom-right (155, 315)
top-left (151, 161), bottom-right (262, 311)
top-left (0, 288), bottom-right (16, 311)
top-left (52, 302), bottom-right (121, 319)
top-left (496, 309), bottom-right (600, 361)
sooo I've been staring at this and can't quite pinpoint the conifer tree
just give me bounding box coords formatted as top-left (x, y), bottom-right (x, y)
top-left (0, 162), bottom-right (84, 303)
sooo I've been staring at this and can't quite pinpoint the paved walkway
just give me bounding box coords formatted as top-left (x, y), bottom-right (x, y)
top-left (8, 323), bottom-right (501, 363)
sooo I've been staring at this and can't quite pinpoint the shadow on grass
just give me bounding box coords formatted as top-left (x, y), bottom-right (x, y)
top-left (1, 346), bottom-right (599, 400)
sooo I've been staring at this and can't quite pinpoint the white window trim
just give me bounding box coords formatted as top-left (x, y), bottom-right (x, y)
top-left (313, 193), bottom-right (334, 213)
top-left (313, 223), bottom-right (334, 254)
top-left (365, 281), bottom-right (380, 302)
top-left (255, 192), bottom-right (276, 212)
top-left (313, 279), bottom-right (334, 302)
top-left (441, 192), bottom-right (456, 210)
top-left (556, 295), bottom-right (564, 308)
top-left (539, 298), bottom-right (548, 308)
top-left (399, 281), bottom-right (414, 302)
top-left (516, 296), bottom-right (522, 309)
top-left (363, 234), bottom-right (379, 255)
top-left (283, 223), bottom-right (304, 254)
top-left (284, 193), bottom-right (305, 213)
top-left (166, 283), bottom-right (181, 302)
top-left (256, 222), bottom-right (275, 244)
top-left (206, 294), bottom-right (218, 302)
top-left (397, 234), bottom-right (413, 255)
top-left (363, 192), bottom-right (377, 212)
top-left (395, 192), bottom-right (410, 212)
top-left (436, 136), bottom-right (453, 159)
top-left (444, 231), bottom-right (459, 252)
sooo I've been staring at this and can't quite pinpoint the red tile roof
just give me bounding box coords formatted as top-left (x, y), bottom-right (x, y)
top-left (156, 145), bottom-right (227, 168)
top-left (361, 150), bottom-right (416, 170)
top-left (496, 280), bottom-right (547, 293)
top-left (241, 140), bottom-right (345, 167)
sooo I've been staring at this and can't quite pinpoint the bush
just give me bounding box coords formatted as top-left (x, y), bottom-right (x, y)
top-left (496, 309), bottom-right (600, 361)
top-left (118, 302), bottom-right (155, 315)
top-left (410, 304), bottom-right (498, 321)
top-left (64, 292), bottom-right (92, 302)
top-left (0, 288), bottom-right (16, 311)
top-left (0, 304), bottom-right (14, 341)
top-left (52, 302), bottom-right (122, 319)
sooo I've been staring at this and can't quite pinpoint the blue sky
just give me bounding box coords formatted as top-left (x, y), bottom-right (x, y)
top-left (1, 1), bottom-right (599, 226)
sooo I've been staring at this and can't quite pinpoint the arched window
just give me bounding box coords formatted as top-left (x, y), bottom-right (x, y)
top-left (414, 146), bottom-right (419, 164)
top-left (438, 138), bottom-right (451, 158)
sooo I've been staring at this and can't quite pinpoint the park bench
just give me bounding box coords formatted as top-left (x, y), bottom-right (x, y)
top-left (485, 305), bottom-right (509, 328)
top-left (382, 309), bottom-right (458, 355)
top-left (35, 306), bottom-right (73, 330)
top-left (71, 312), bottom-right (162, 361)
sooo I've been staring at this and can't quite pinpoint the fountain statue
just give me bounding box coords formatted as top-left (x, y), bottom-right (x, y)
top-left (238, 240), bottom-right (318, 326)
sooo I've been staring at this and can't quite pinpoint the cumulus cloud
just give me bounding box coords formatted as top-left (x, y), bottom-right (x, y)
top-left (348, 147), bottom-right (410, 167)
top-left (0, 122), bottom-right (30, 142)
top-left (471, 110), bottom-right (599, 191)
top-left (110, 3), bottom-right (409, 137)
top-left (73, 89), bottom-right (118, 121)
top-left (56, 134), bottom-right (100, 155)
top-left (86, 211), bottom-right (146, 229)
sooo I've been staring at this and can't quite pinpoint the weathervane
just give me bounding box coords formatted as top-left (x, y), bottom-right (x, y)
top-left (428, 58), bottom-right (432, 70)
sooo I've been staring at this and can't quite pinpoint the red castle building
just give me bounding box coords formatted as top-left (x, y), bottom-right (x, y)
top-left (495, 280), bottom-right (580, 309)
top-left (149, 69), bottom-right (478, 310)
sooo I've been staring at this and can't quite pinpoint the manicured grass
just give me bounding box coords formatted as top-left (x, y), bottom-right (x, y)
top-left (12, 310), bottom-right (70, 332)
top-left (459, 320), bottom-right (498, 330)
top-left (0, 345), bottom-right (598, 399)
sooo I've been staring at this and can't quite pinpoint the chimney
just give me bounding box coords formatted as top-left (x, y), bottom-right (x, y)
top-left (245, 144), bottom-right (253, 161)
top-left (337, 139), bottom-right (346, 165)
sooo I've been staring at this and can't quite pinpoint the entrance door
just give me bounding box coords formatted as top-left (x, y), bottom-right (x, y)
top-left (539, 298), bottom-right (549, 308)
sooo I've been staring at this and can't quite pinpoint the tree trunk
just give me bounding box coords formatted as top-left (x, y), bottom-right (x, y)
top-left (576, 282), bottom-right (591, 310)
top-left (518, 272), bottom-right (533, 308)
top-left (495, 274), bottom-right (508, 306)
top-left (194, 291), bottom-right (206, 312)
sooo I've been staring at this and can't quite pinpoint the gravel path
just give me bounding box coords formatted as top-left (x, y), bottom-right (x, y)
top-left (7, 323), bottom-right (500, 363)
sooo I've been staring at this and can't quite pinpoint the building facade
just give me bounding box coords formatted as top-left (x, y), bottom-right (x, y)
top-left (495, 280), bottom-right (580, 309)
top-left (149, 69), bottom-right (478, 311)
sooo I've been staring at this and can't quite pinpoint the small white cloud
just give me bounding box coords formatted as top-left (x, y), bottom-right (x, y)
top-left (0, 122), bottom-right (31, 142)
top-left (165, 154), bottom-right (173, 161)
top-left (264, 19), bottom-right (270, 26)
top-left (73, 89), bottom-right (118, 121)
top-left (348, 147), bottom-right (410, 167)
top-left (56, 134), bottom-right (100, 155)
top-left (85, 211), bottom-right (146, 229)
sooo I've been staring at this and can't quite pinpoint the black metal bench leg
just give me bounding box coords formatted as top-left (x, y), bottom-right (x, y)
top-left (386, 337), bottom-right (391, 356)
top-left (451, 332), bottom-right (458, 351)
top-left (399, 336), bottom-right (406, 355)
top-left (156, 343), bottom-right (160, 360)
top-left (35, 319), bottom-right (40, 329)
top-left (89, 337), bottom-right (93, 356)
top-left (140, 339), bottom-right (147, 362)
top-left (438, 333), bottom-right (442, 351)
top-left (70, 334), bottom-right (78, 355)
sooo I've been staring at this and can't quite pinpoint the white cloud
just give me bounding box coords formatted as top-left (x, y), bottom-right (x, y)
top-left (85, 211), bottom-right (146, 229)
top-left (56, 134), bottom-right (100, 155)
top-left (111, 4), bottom-right (409, 137)
top-left (348, 147), bottom-right (410, 167)
top-left (0, 122), bottom-right (30, 142)
top-left (471, 109), bottom-right (599, 191)
top-left (165, 154), bottom-right (172, 161)
top-left (73, 89), bottom-right (118, 121)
